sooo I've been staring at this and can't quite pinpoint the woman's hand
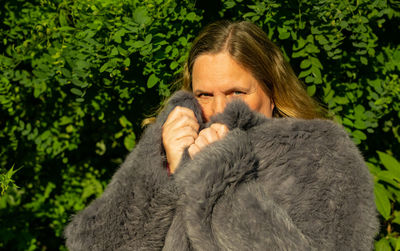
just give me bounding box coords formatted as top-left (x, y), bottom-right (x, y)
top-left (162, 106), bottom-right (200, 174)
top-left (188, 123), bottom-right (229, 159)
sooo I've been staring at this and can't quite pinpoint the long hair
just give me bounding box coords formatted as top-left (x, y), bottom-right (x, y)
top-left (143, 20), bottom-right (326, 125)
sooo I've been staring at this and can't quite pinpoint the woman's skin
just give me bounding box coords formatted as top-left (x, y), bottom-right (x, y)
top-left (162, 52), bottom-right (274, 173)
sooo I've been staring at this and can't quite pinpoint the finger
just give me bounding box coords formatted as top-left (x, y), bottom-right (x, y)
top-left (198, 127), bottom-right (219, 144)
top-left (194, 127), bottom-right (220, 150)
top-left (194, 133), bottom-right (210, 150)
top-left (163, 114), bottom-right (199, 137)
top-left (163, 120), bottom-right (199, 142)
top-left (188, 144), bottom-right (201, 159)
top-left (169, 116), bottom-right (200, 132)
top-left (173, 127), bottom-right (198, 142)
top-left (162, 118), bottom-right (199, 144)
top-left (177, 135), bottom-right (196, 148)
top-left (210, 123), bottom-right (229, 138)
top-left (164, 106), bottom-right (197, 128)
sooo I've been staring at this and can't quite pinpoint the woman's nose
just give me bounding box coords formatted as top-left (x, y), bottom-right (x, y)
top-left (213, 95), bottom-right (227, 115)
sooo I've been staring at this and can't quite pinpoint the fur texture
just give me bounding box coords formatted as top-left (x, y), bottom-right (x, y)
top-left (65, 91), bottom-right (379, 250)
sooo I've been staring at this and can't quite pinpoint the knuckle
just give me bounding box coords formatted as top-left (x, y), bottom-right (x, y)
top-left (184, 134), bottom-right (195, 142)
top-left (201, 128), bottom-right (212, 134)
top-left (194, 136), bottom-right (203, 145)
top-left (170, 107), bottom-right (180, 116)
top-left (183, 125), bottom-right (196, 134)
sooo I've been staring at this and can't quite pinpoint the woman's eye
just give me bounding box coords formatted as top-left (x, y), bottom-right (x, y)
top-left (233, 91), bottom-right (245, 95)
top-left (197, 93), bottom-right (213, 98)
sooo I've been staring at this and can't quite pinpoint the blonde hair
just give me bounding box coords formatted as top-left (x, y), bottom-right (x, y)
top-left (143, 20), bottom-right (326, 125)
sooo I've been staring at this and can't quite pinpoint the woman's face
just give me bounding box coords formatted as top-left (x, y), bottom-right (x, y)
top-left (192, 52), bottom-right (274, 122)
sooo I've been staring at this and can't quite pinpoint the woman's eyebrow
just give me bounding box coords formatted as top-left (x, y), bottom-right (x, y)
top-left (224, 87), bottom-right (250, 93)
top-left (193, 89), bottom-right (211, 95)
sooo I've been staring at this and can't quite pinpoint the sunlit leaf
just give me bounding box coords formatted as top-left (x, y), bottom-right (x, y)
top-left (374, 184), bottom-right (391, 220)
top-left (378, 151), bottom-right (400, 179)
top-left (123, 133), bottom-right (136, 151)
top-left (375, 238), bottom-right (392, 251)
top-left (147, 74), bottom-right (159, 88)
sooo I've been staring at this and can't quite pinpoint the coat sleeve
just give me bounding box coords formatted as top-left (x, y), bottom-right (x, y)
top-left (173, 103), bottom-right (378, 250)
top-left (64, 91), bottom-right (203, 251)
top-left (64, 121), bottom-right (177, 250)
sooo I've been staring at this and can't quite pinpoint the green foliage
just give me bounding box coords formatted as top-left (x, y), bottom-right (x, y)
top-left (0, 0), bottom-right (202, 249)
top-left (0, 165), bottom-right (19, 196)
top-left (370, 151), bottom-right (400, 251)
top-left (0, 0), bottom-right (399, 249)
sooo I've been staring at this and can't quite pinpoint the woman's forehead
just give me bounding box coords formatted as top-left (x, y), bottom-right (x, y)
top-left (192, 53), bottom-right (258, 91)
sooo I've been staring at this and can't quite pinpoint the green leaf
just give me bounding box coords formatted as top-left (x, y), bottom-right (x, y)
top-left (310, 57), bottom-right (323, 69)
top-left (123, 132), bottom-right (136, 151)
top-left (224, 0), bottom-right (236, 9)
top-left (300, 59), bottom-right (311, 69)
top-left (305, 76), bottom-right (314, 83)
top-left (133, 7), bottom-right (151, 25)
top-left (340, 20), bottom-right (349, 29)
top-left (123, 58), bottom-right (130, 67)
top-left (354, 119), bottom-right (367, 130)
top-left (144, 34), bottom-right (152, 44)
top-left (393, 211), bottom-right (400, 225)
top-left (360, 57), bottom-right (368, 65)
top-left (305, 43), bottom-right (320, 53)
top-left (170, 61), bottom-right (179, 70)
top-left (342, 118), bottom-right (354, 127)
top-left (298, 69), bottom-right (312, 78)
top-left (376, 170), bottom-right (400, 187)
top-left (315, 34), bottom-right (328, 45)
top-left (354, 104), bottom-right (365, 114)
top-left (113, 29), bottom-right (126, 43)
top-left (375, 237), bottom-right (392, 251)
top-left (186, 12), bottom-right (197, 21)
top-left (377, 151), bottom-right (400, 178)
top-left (394, 237), bottom-right (400, 251)
top-left (111, 47), bottom-right (119, 56)
top-left (374, 184), bottom-right (391, 220)
top-left (367, 162), bottom-right (380, 176)
top-left (334, 96), bottom-right (349, 105)
top-left (310, 66), bottom-right (321, 81)
top-left (293, 37), bottom-right (307, 51)
top-left (70, 88), bottom-right (83, 96)
top-left (278, 27), bottom-right (290, 40)
top-left (61, 68), bottom-right (71, 78)
top-left (33, 82), bottom-right (47, 98)
top-left (131, 41), bottom-right (145, 49)
top-left (352, 130), bottom-right (367, 140)
top-left (292, 49), bottom-right (307, 58)
top-left (59, 10), bottom-right (69, 27)
top-left (147, 74), bottom-right (159, 88)
top-left (119, 115), bottom-right (132, 128)
top-left (72, 79), bottom-right (87, 88)
top-left (307, 85), bottom-right (316, 96)
top-left (178, 37), bottom-right (187, 46)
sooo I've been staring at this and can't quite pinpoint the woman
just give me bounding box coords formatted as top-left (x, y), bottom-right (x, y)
top-left (65, 21), bottom-right (378, 250)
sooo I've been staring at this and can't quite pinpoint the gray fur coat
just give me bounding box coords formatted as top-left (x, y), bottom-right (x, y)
top-left (65, 91), bottom-right (379, 250)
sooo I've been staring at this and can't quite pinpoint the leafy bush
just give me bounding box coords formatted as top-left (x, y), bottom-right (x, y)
top-left (0, 0), bottom-right (202, 249)
top-left (0, 0), bottom-right (399, 250)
